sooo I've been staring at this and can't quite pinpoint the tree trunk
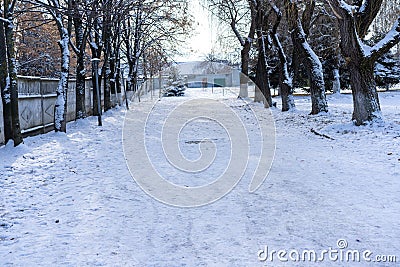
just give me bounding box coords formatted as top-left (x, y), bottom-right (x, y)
top-left (253, 1), bottom-right (272, 107)
top-left (102, 7), bottom-right (112, 111)
top-left (287, 0), bottom-right (328, 114)
top-left (0, 19), bottom-right (12, 143)
top-left (332, 68), bottom-right (341, 94)
top-left (114, 33), bottom-right (122, 98)
top-left (239, 42), bottom-right (250, 98)
top-left (349, 61), bottom-right (381, 125)
top-left (74, 17), bottom-right (86, 119)
top-left (269, 2), bottom-right (295, 112)
top-left (75, 53), bottom-right (86, 119)
top-left (291, 49), bottom-right (300, 89)
top-left (254, 40), bottom-right (273, 107)
top-left (109, 42), bottom-right (117, 108)
top-left (325, 1), bottom-right (400, 125)
top-left (307, 54), bottom-right (328, 114)
top-left (130, 0), bottom-right (143, 93)
top-left (89, 15), bottom-right (103, 116)
top-left (4, 3), bottom-right (23, 145)
top-left (102, 40), bottom-right (111, 111)
top-left (327, 3), bottom-right (400, 124)
top-left (102, 57), bottom-right (111, 111)
top-left (275, 42), bottom-right (295, 112)
top-left (91, 58), bottom-right (101, 116)
top-left (55, 27), bottom-right (69, 133)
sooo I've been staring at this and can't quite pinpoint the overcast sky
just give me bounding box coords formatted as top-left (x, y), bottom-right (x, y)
top-left (175, 1), bottom-right (216, 62)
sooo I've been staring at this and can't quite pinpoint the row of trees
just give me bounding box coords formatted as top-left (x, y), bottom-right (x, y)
top-left (1, 0), bottom-right (192, 146)
top-left (208, 0), bottom-right (400, 125)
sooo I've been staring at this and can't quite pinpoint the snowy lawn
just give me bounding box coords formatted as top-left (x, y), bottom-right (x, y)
top-left (1, 88), bottom-right (399, 266)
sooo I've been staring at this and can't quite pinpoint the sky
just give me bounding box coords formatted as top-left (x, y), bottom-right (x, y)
top-left (175, 1), bottom-right (216, 62)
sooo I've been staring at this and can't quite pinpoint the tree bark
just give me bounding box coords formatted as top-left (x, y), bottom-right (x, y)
top-left (73, 9), bottom-right (86, 120)
top-left (348, 61), bottom-right (380, 124)
top-left (253, 0), bottom-right (272, 107)
top-left (114, 33), bottom-right (122, 96)
top-left (325, 0), bottom-right (400, 125)
top-left (109, 55), bottom-right (117, 107)
top-left (239, 40), bottom-right (251, 98)
top-left (127, 0), bottom-right (143, 93)
top-left (254, 41), bottom-right (273, 107)
top-left (0, 19), bottom-right (12, 143)
top-left (75, 51), bottom-right (86, 119)
top-left (269, 2), bottom-right (295, 111)
top-left (336, 4), bottom-right (382, 125)
top-left (355, 0), bottom-right (384, 39)
top-left (102, 57), bottom-right (111, 111)
top-left (4, 1), bottom-right (23, 145)
top-left (102, 4), bottom-right (112, 111)
top-left (90, 17), bottom-right (103, 116)
top-left (237, 1), bottom-right (257, 98)
top-left (286, 0), bottom-right (328, 114)
top-left (54, 22), bottom-right (69, 133)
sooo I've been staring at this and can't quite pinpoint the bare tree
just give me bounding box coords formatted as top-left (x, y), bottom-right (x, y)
top-left (253, 0), bottom-right (273, 107)
top-left (69, 0), bottom-right (91, 119)
top-left (208, 0), bottom-right (257, 98)
top-left (325, 0), bottom-right (400, 125)
top-left (269, 0), bottom-right (295, 111)
top-left (0, 7), bottom-right (12, 143)
top-left (2, 0), bottom-right (23, 145)
top-left (46, 0), bottom-right (71, 132)
top-left (121, 0), bottom-right (192, 93)
top-left (286, 0), bottom-right (328, 114)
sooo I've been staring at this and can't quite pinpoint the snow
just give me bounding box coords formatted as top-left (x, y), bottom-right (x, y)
top-left (0, 17), bottom-right (11, 25)
top-left (1, 88), bottom-right (400, 265)
top-left (90, 42), bottom-right (98, 50)
top-left (339, 1), bottom-right (358, 15)
top-left (367, 18), bottom-right (400, 58)
top-left (4, 76), bottom-right (11, 104)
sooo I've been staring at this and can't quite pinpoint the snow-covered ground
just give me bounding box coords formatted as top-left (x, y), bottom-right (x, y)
top-left (1, 88), bottom-right (399, 266)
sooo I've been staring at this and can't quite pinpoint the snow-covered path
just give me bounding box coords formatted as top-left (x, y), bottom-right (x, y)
top-left (1, 89), bottom-right (399, 266)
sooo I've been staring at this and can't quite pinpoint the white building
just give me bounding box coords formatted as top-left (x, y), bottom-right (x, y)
top-left (176, 61), bottom-right (240, 88)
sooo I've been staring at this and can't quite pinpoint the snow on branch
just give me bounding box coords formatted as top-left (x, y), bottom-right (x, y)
top-left (367, 16), bottom-right (400, 60)
top-left (0, 16), bottom-right (10, 24)
top-left (268, 0), bottom-right (280, 16)
top-left (339, 1), bottom-right (358, 15)
top-left (325, 0), bottom-right (361, 19)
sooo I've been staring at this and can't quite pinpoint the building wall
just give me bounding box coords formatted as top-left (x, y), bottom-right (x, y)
top-left (187, 74), bottom-right (233, 87)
